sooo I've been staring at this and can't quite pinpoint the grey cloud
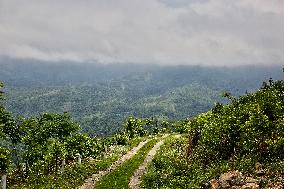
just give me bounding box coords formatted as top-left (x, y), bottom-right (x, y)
top-left (0, 0), bottom-right (283, 66)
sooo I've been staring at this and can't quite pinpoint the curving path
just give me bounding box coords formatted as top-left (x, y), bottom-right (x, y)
top-left (79, 139), bottom-right (150, 189)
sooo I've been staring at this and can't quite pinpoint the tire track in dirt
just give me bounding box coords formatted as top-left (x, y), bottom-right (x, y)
top-left (129, 135), bottom-right (168, 189)
top-left (79, 139), bottom-right (150, 189)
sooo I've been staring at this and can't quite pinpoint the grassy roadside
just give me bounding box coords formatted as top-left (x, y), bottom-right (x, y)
top-left (141, 135), bottom-right (284, 189)
top-left (95, 138), bottom-right (159, 189)
top-left (8, 136), bottom-right (146, 189)
top-left (140, 134), bottom-right (221, 189)
top-left (141, 134), bottom-right (192, 188)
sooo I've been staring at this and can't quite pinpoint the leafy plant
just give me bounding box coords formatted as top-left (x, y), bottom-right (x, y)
top-left (0, 146), bottom-right (10, 175)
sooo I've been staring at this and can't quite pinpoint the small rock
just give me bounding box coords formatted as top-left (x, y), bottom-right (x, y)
top-left (210, 179), bottom-right (219, 189)
top-left (241, 183), bottom-right (259, 189)
top-left (246, 177), bottom-right (258, 184)
top-left (264, 178), bottom-right (284, 189)
top-left (219, 182), bottom-right (230, 189)
top-left (219, 171), bottom-right (244, 187)
top-left (255, 162), bottom-right (265, 176)
top-left (255, 162), bottom-right (262, 170)
top-left (231, 186), bottom-right (241, 189)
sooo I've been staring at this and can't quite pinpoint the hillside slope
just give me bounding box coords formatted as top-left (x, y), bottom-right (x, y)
top-left (142, 75), bottom-right (284, 188)
top-left (1, 58), bottom-right (283, 135)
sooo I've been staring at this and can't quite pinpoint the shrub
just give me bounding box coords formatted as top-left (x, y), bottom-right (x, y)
top-left (0, 146), bottom-right (10, 174)
top-left (187, 79), bottom-right (284, 165)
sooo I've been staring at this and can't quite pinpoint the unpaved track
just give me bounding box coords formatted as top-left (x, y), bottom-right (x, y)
top-left (129, 135), bottom-right (168, 189)
top-left (79, 139), bottom-right (150, 189)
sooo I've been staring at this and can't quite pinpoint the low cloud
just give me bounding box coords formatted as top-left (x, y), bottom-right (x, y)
top-left (0, 0), bottom-right (283, 66)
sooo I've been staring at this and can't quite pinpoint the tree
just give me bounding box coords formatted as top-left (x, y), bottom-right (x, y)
top-left (19, 112), bottom-right (80, 173)
top-left (0, 147), bottom-right (10, 175)
top-left (124, 117), bottom-right (147, 138)
top-left (0, 82), bottom-right (10, 138)
top-left (0, 82), bottom-right (13, 175)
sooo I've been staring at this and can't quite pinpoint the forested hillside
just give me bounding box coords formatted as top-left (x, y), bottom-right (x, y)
top-left (1, 58), bottom-right (283, 136)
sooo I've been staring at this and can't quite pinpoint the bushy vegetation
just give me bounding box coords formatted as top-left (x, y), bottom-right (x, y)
top-left (8, 137), bottom-right (145, 189)
top-left (142, 75), bottom-right (284, 188)
top-left (107, 116), bottom-right (172, 146)
top-left (188, 78), bottom-right (284, 165)
top-left (0, 82), bottom-right (13, 175)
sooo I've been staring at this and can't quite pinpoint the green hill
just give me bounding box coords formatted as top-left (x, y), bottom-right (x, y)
top-left (1, 59), bottom-right (283, 136)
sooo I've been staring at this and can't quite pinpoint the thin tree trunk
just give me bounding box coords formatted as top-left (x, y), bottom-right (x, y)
top-left (25, 161), bottom-right (29, 178)
top-left (78, 154), bottom-right (82, 164)
top-left (1, 175), bottom-right (7, 189)
top-left (61, 159), bottom-right (66, 173)
top-left (55, 142), bottom-right (58, 175)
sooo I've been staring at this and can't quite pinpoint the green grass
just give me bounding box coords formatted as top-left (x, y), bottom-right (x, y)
top-left (96, 138), bottom-right (159, 189)
top-left (141, 135), bottom-right (284, 189)
top-left (9, 156), bottom-right (118, 189)
top-left (141, 134), bottom-right (189, 189)
top-left (8, 137), bottom-right (147, 189)
top-left (140, 134), bottom-right (229, 189)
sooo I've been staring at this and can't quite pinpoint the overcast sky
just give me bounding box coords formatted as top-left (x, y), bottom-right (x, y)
top-left (0, 0), bottom-right (283, 66)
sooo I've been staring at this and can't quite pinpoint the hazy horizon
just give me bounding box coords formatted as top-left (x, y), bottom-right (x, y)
top-left (0, 0), bottom-right (283, 67)
top-left (0, 56), bottom-right (283, 69)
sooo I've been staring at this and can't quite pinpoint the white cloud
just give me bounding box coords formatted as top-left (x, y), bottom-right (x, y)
top-left (0, 0), bottom-right (283, 66)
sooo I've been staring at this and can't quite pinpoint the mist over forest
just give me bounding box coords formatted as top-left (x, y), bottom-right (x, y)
top-left (1, 58), bottom-right (283, 136)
